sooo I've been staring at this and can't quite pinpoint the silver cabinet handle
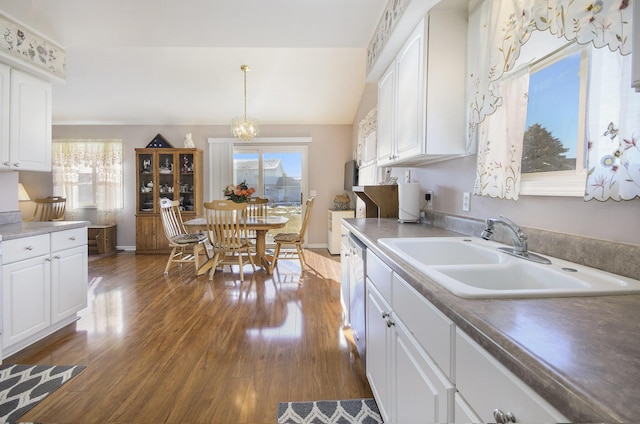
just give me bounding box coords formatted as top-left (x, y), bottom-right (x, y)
top-left (386, 319), bottom-right (395, 328)
top-left (493, 409), bottom-right (516, 423)
top-left (381, 312), bottom-right (390, 319)
top-left (25, 246), bottom-right (34, 250)
top-left (45, 257), bottom-right (52, 262)
top-left (54, 255), bottom-right (61, 259)
top-left (69, 236), bottom-right (76, 240)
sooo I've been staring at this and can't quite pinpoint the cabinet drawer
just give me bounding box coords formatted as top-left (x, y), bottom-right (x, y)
top-left (51, 227), bottom-right (87, 252)
top-left (455, 329), bottom-right (568, 423)
top-left (393, 273), bottom-right (454, 379)
top-left (3, 234), bottom-right (50, 264)
top-left (366, 250), bottom-right (393, 303)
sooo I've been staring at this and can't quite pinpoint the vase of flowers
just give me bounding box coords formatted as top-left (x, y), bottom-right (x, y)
top-left (223, 180), bottom-right (256, 203)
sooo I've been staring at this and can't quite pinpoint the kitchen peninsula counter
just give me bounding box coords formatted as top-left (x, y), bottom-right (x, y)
top-left (343, 217), bottom-right (640, 423)
top-left (0, 220), bottom-right (90, 241)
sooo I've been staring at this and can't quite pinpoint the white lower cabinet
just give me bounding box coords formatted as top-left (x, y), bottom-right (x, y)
top-left (391, 316), bottom-right (453, 423)
top-left (1, 227), bottom-right (88, 357)
top-left (366, 280), bottom-right (392, 422)
top-left (364, 248), bottom-right (569, 423)
top-left (366, 249), bottom-right (454, 423)
top-left (2, 254), bottom-right (51, 347)
top-left (455, 328), bottom-right (568, 423)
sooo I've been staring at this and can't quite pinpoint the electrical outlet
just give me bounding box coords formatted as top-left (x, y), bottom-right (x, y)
top-left (426, 191), bottom-right (433, 207)
top-left (462, 192), bottom-right (471, 212)
top-left (310, 190), bottom-right (317, 197)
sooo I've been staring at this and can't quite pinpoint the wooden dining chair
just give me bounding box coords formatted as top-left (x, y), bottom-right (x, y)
top-left (204, 200), bottom-right (256, 281)
top-left (246, 196), bottom-right (268, 246)
top-left (25, 196), bottom-right (66, 222)
top-left (269, 197), bottom-right (315, 273)
top-left (159, 198), bottom-right (207, 275)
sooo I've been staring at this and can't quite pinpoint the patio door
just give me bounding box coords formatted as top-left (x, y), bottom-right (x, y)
top-left (233, 145), bottom-right (308, 244)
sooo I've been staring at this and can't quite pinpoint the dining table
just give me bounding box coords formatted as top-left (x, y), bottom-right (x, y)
top-left (184, 215), bottom-right (289, 275)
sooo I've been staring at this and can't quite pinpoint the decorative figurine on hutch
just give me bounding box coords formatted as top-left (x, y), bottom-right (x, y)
top-left (184, 133), bottom-right (195, 148)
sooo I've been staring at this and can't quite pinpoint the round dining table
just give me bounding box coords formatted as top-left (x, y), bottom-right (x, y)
top-left (184, 215), bottom-right (289, 275)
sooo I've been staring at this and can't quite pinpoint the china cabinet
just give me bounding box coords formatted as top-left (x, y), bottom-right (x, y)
top-left (135, 147), bottom-right (203, 254)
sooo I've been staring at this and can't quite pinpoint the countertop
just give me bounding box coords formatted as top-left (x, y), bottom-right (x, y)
top-left (0, 221), bottom-right (90, 242)
top-left (343, 218), bottom-right (640, 423)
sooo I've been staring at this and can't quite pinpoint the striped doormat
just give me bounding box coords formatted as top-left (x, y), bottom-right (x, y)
top-left (0, 364), bottom-right (85, 423)
top-left (277, 398), bottom-right (383, 424)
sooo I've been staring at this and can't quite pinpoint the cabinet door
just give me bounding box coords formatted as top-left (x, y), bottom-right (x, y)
top-left (0, 63), bottom-right (9, 170)
top-left (395, 22), bottom-right (425, 162)
top-left (2, 256), bottom-right (51, 347)
top-left (9, 69), bottom-right (52, 172)
top-left (392, 316), bottom-right (454, 424)
top-left (136, 215), bottom-right (158, 252)
top-left (51, 245), bottom-right (88, 323)
top-left (137, 151), bottom-right (155, 213)
top-left (377, 64), bottom-right (395, 166)
top-left (365, 280), bottom-right (391, 422)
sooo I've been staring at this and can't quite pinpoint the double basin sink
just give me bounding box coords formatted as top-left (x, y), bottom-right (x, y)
top-left (378, 237), bottom-right (640, 298)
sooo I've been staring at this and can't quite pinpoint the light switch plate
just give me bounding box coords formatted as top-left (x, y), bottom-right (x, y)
top-left (462, 192), bottom-right (470, 212)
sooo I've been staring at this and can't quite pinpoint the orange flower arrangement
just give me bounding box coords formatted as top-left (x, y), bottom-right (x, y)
top-left (223, 180), bottom-right (256, 203)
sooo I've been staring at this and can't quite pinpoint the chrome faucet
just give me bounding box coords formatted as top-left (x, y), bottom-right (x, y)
top-left (481, 216), bottom-right (551, 264)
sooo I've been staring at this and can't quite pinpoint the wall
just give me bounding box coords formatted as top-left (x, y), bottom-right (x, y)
top-left (386, 152), bottom-right (640, 248)
top-left (17, 123), bottom-right (354, 249)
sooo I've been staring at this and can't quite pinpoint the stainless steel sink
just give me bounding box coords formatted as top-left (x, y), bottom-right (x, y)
top-left (378, 237), bottom-right (640, 298)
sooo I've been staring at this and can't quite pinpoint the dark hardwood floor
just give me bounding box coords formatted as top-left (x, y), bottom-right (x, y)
top-left (8, 249), bottom-right (372, 423)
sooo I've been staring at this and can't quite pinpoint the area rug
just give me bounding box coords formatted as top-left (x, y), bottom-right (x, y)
top-left (277, 398), bottom-right (383, 424)
top-left (0, 364), bottom-right (85, 423)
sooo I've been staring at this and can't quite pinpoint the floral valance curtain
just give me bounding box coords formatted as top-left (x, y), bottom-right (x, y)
top-left (470, 0), bottom-right (636, 201)
top-left (52, 140), bottom-right (123, 224)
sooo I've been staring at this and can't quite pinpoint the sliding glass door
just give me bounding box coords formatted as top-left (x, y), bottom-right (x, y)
top-left (233, 145), bottom-right (308, 244)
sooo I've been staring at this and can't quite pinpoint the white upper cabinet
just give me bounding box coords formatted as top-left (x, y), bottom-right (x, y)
top-left (377, 5), bottom-right (468, 167)
top-left (0, 67), bottom-right (52, 172)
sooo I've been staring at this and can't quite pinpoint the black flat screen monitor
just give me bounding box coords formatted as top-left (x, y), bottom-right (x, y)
top-left (344, 160), bottom-right (358, 191)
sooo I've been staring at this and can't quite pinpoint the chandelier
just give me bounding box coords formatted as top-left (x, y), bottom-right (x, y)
top-left (231, 64), bottom-right (259, 141)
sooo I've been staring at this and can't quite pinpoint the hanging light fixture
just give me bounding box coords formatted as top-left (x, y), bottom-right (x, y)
top-left (231, 64), bottom-right (259, 141)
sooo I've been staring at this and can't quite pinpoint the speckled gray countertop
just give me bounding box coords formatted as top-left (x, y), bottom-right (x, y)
top-left (344, 218), bottom-right (640, 423)
top-left (0, 220), bottom-right (90, 241)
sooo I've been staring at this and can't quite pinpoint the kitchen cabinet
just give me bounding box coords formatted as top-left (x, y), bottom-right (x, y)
top-left (455, 328), bottom-right (568, 423)
top-left (1, 227), bottom-right (88, 358)
top-left (135, 148), bottom-right (203, 253)
top-left (328, 210), bottom-right (354, 255)
top-left (376, 6), bottom-right (467, 167)
top-left (50, 228), bottom-right (88, 323)
top-left (0, 66), bottom-right (52, 172)
top-left (1, 234), bottom-right (51, 348)
top-left (365, 250), bottom-right (454, 423)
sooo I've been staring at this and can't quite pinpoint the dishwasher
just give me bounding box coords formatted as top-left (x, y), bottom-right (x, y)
top-left (347, 233), bottom-right (366, 366)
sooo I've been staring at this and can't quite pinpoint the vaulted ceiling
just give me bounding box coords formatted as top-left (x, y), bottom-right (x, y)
top-left (0, 0), bottom-right (388, 125)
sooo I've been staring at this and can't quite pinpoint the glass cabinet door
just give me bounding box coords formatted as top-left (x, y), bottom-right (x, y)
top-left (137, 152), bottom-right (154, 213)
top-left (178, 152), bottom-right (195, 211)
top-left (158, 152), bottom-right (175, 204)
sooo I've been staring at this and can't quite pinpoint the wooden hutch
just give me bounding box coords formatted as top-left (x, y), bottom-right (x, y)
top-left (135, 141), bottom-right (203, 254)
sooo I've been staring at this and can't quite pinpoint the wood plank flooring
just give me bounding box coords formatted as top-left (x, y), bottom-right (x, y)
top-left (7, 249), bottom-right (372, 423)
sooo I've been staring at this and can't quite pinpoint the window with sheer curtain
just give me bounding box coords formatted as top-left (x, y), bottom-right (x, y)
top-left (469, 0), bottom-right (638, 202)
top-left (52, 140), bottom-right (123, 224)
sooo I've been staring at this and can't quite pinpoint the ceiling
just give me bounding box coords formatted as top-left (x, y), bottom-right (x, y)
top-left (0, 0), bottom-right (388, 125)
